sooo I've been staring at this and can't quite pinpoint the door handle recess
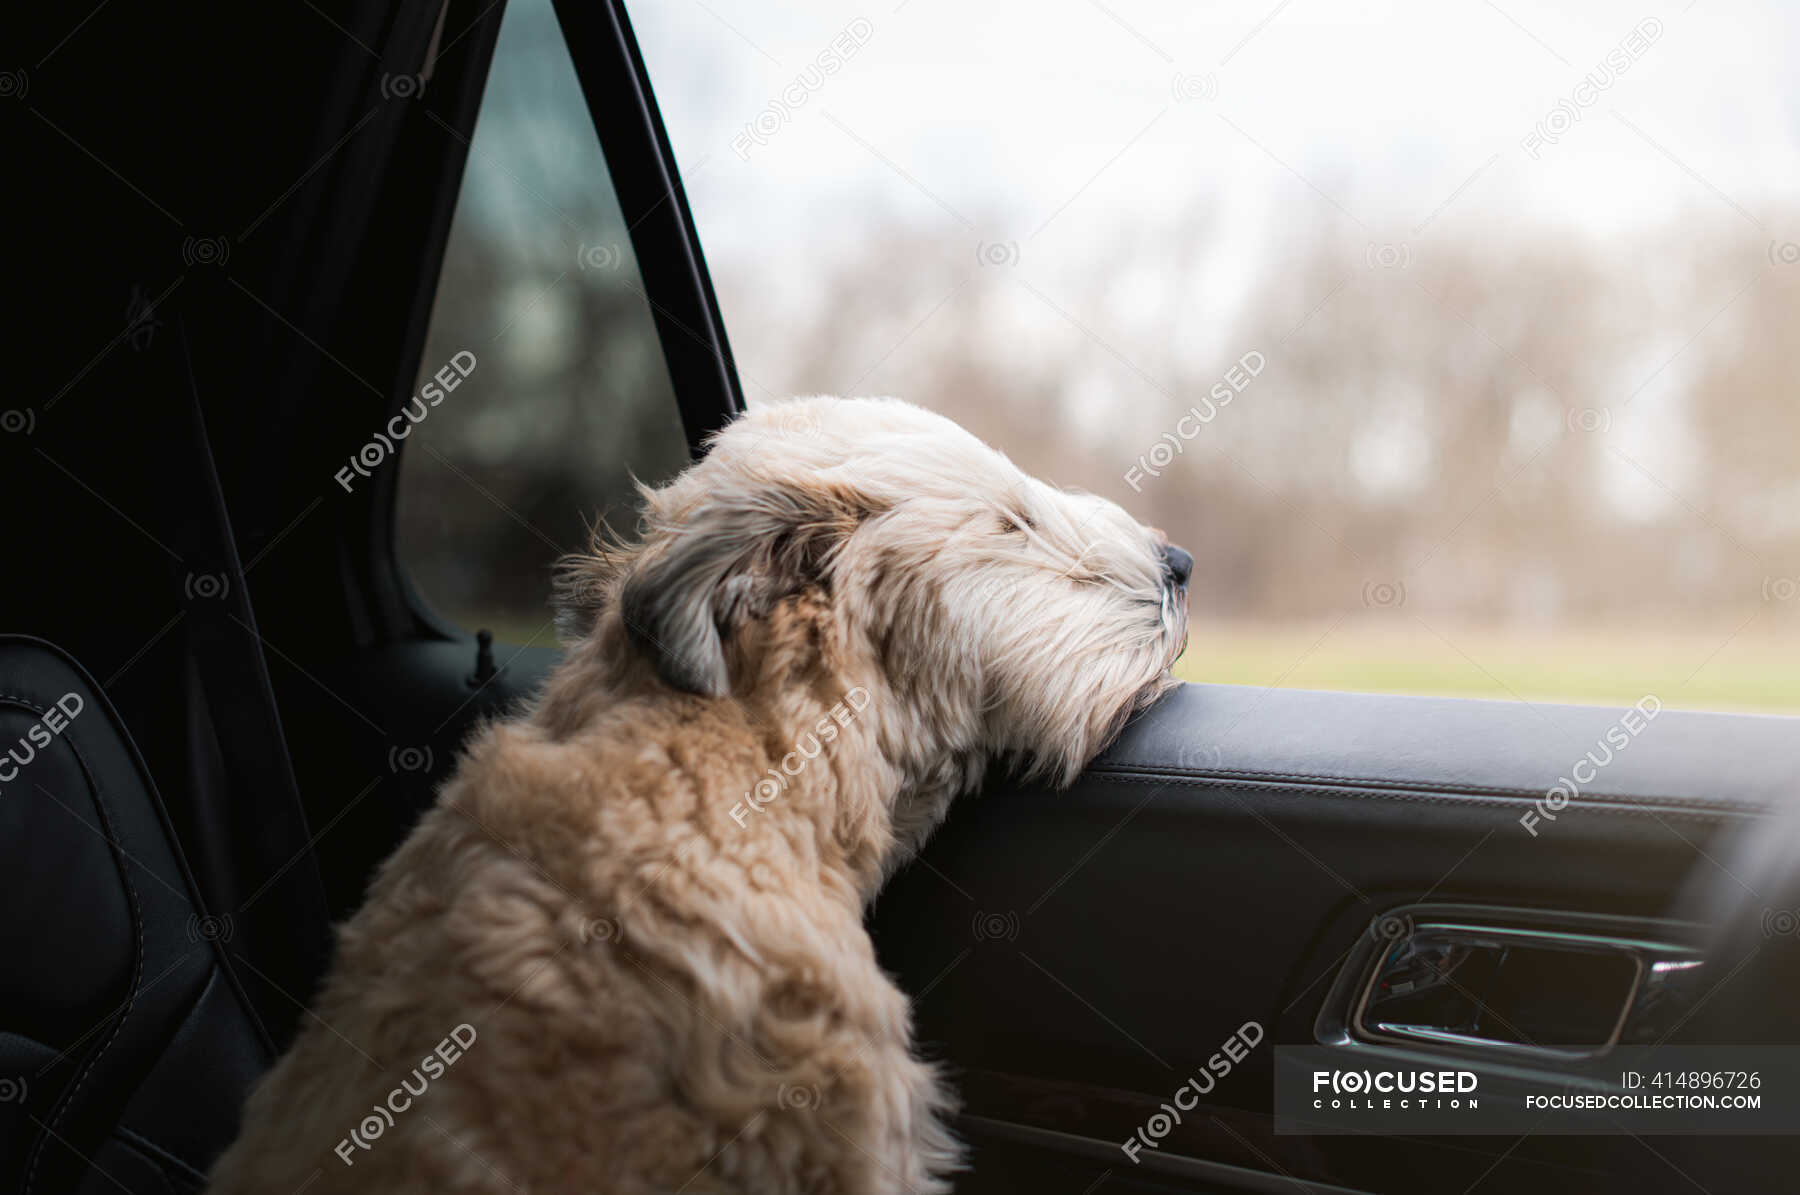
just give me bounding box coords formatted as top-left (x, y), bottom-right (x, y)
top-left (1351, 917), bottom-right (1704, 1061)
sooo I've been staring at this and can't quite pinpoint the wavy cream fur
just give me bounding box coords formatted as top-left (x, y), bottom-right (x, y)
top-left (207, 397), bottom-right (1187, 1194)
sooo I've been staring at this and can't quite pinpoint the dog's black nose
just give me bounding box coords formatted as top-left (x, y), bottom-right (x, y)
top-left (1160, 544), bottom-right (1193, 588)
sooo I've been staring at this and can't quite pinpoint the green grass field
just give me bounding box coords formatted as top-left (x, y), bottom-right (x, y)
top-left (1172, 622), bottom-right (1800, 714)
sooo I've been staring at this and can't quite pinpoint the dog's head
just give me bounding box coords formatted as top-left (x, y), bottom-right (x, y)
top-left (557, 396), bottom-right (1188, 787)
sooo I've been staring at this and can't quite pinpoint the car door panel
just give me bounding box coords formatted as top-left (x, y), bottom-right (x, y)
top-left (868, 683), bottom-right (1798, 1192)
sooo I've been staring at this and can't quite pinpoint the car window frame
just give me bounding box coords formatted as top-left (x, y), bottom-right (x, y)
top-left (367, 0), bottom-right (745, 645)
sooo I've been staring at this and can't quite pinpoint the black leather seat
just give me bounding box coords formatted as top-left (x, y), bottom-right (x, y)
top-left (0, 635), bottom-right (271, 1194)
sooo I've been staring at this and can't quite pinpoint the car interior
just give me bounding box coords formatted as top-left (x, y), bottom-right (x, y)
top-left (8, 1), bottom-right (1799, 1192)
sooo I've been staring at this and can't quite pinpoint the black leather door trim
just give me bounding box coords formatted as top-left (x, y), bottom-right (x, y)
top-left (961, 1115), bottom-right (1379, 1194)
top-left (1089, 770), bottom-right (1760, 825)
top-left (1095, 683), bottom-right (1800, 816)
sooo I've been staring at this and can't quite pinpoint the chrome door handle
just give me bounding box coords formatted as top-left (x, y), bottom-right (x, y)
top-left (1351, 914), bottom-right (1705, 1061)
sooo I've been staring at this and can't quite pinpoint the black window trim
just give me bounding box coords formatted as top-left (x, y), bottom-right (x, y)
top-left (553, 0), bottom-right (747, 453)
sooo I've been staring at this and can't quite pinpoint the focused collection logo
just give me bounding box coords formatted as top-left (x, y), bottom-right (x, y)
top-left (1121, 1021), bottom-right (1264, 1162)
top-left (1311, 1067), bottom-right (1479, 1111)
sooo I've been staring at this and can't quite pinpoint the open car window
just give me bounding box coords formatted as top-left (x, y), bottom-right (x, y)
top-left (628, 0), bottom-right (1800, 714)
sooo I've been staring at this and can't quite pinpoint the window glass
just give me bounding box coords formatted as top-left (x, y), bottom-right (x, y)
top-left (631, 1), bottom-right (1800, 712)
top-left (398, 0), bottom-right (689, 643)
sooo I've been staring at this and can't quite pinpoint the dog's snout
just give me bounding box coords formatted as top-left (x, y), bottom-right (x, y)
top-left (1160, 544), bottom-right (1193, 588)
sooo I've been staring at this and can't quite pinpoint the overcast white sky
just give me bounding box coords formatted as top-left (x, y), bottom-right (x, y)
top-left (631, 0), bottom-right (1800, 271)
top-left (621, 1), bottom-right (1800, 520)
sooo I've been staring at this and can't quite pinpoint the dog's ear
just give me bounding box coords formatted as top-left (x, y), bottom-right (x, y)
top-left (617, 478), bottom-right (873, 697)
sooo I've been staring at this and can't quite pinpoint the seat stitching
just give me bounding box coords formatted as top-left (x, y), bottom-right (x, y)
top-left (1090, 763), bottom-right (1766, 814)
top-left (3, 694), bottom-right (149, 1195)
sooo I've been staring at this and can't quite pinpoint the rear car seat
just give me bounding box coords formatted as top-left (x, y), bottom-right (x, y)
top-left (0, 635), bottom-right (273, 1194)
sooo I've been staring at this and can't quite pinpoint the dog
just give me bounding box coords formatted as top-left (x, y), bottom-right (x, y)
top-left (206, 396), bottom-right (1190, 1194)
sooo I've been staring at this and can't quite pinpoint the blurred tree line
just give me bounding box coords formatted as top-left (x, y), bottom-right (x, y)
top-left (717, 217), bottom-right (1800, 635)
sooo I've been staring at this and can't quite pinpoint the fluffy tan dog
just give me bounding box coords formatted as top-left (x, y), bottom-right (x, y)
top-left (207, 397), bottom-right (1190, 1195)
